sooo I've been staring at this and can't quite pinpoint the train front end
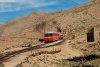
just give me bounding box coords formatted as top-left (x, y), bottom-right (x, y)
top-left (44, 33), bottom-right (54, 42)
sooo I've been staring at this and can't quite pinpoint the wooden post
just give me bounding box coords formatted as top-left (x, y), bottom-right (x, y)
top-left (87, 28), bottom-right (94, 42)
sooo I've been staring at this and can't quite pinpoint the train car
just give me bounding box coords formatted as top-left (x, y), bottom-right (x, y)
top-left (59, 33), bottom-right (63, 39)
top-left (44, 31), bottom-right (59, 42)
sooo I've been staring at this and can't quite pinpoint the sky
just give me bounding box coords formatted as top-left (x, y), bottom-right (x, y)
top-left (0, 0), bottom-right (90, 24)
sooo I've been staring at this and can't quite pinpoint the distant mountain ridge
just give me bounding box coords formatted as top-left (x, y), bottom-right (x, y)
top-left (0, 10), bottom-right (49, 36)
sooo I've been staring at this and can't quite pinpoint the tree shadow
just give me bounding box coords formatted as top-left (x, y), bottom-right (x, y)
top-left (67, 54), bottom-right (100, 62)
top-left (72, 65), bottom-right (94, 67)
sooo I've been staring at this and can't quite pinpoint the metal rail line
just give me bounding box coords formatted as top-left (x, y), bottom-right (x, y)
top-left (0, 40), bottom-right (65, 64)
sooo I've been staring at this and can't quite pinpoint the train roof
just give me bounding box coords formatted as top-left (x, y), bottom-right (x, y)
top-left (45, 31), bottom-right (57, 33)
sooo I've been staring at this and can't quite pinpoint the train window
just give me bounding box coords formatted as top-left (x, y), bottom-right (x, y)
top-left (45, 34), bottom-right (48, 37)
top-left (49, 34), bottom-right (53, 37)
top-left (60, 35), bottom-right (63, 36)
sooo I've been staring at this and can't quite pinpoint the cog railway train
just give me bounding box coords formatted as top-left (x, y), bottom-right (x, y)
top-left (44, 31), bottom-right (63, 42)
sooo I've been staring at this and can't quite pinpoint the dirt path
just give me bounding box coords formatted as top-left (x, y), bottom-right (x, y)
top-left (2, 40), bottom-right (83, 67)
top-left (21, 40), bottom-right (83, 67)
top-left (2, 40), bottom-right (63, 67)
top-left (4, 52), bottom-right (30, 67)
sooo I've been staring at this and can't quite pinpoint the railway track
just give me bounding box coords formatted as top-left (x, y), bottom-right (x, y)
top-left (0, 40), bottom-right (65, 66)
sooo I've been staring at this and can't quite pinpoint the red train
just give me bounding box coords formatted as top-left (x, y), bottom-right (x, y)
top-left (44, 31), bottom-right (63, 42)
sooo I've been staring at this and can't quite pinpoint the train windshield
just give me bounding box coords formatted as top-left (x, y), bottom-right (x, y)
top-left (60, 35), bottom-right (63, 36)
top-left (49, 34), bottom-right (53, 37)
top-left (45, 34), bottom-right (48, 37)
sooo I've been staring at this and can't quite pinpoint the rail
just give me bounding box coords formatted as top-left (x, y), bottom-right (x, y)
top-left (0, 40), bottom-right (65, 64)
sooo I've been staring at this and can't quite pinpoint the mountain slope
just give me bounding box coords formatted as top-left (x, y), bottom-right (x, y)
top-left (0, 10), bottom-right (49, 37)
top-left (0, 0), bottom-right (100, 41)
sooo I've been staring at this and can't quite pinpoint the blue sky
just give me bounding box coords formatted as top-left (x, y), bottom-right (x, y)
top-left (0, 0), bottom-right (90, 24)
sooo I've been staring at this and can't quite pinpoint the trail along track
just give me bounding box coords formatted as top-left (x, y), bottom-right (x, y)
top-left (0, 40), bottom-right (64, 67)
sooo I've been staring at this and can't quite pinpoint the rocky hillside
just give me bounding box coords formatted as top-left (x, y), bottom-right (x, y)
top-left (0, 0), bottom-right (100, 50)
top-left (0, 0), bottom-right (100, 37)
top-left (46, 0), bottom-right (100, 39)
top-left (0, 10), bottom-right (49, 37)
